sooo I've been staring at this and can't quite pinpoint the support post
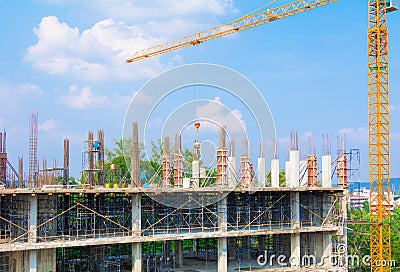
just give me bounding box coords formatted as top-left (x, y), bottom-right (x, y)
top-left (132, 193), bottom-right (142, 272)
top-left (290, 233), bottom-right (300, 268)
top-left (271, 159), bottom-right (279, 187)
top-left (175, 240), bottom-right (183, 267)
top-left (322, 155), bottom-right (332, 188)
top-left (289, 150), bottom-right (299, 188)
top-left (257, 157), bottom-right (266, 187)
top-left (131, 122), bottom-right (139, 187)
top-left (218, 197), bottom-right (227, 272)
top-left (29, 196), bottom-right (37, 272)
top-left (227, 141), bottom-right (236, 187)
top-left (290, 191), bottom-right (300, 268)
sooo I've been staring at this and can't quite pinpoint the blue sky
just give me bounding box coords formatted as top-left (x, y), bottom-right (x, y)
top-left (0, 0), bottom-right (399, 180)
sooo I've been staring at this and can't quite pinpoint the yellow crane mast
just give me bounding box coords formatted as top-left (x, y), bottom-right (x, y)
top-left (368, 1), bottom-right (396, 271)
top-left (126, 0), bottom-right (337, 63)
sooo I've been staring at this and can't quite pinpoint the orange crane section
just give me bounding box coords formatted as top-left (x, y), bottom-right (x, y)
top-left (125, 0), bottom-right (337, 63)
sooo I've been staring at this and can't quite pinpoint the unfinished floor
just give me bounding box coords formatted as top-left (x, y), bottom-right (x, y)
top-left (0, 187), bottom-right (346, 272)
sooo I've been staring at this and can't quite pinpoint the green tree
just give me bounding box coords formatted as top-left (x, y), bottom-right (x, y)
top-left (265, 169), bottom-right (286, 186)
top-left (390, 206), bottom-right (400, 268)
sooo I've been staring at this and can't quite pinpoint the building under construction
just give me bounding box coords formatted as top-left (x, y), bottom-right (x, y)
top-left (0, 117), bottom-right (349, 272)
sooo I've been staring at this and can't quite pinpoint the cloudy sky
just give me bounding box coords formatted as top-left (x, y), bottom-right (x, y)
top-left (0, 0), bottom-right (399, 181)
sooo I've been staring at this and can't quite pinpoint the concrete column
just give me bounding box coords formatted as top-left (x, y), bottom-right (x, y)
top-left (285, 161), bottom-right (290, 187)
top-left (257, 157), bottom-right (266, 187)
top-left (271, 159), bottom-right (279, 188)
top-left (227, 157), bottom-right (236, 187)
top-left (132, 243), bottom-right (141, 272)
top-left (341, 190), bottom-right (348, 254)
top-left (29, 196), bottom-right (37, 243)
top-left (291, 192), bottom-right (300, 228)
top-left (37, 249), bottom-right (56, 272)
top-left (299, 160), bottom-right (307, 187)
top-left (290, 190), bottom-right (301, 268)
top-left (192, 160), bottom-right (200, 187)
top-left (290, 233), bottom-right (300, 268)
top-left (322, 233), bottom-right (332, 267)
top-left (175, 240), bottom-right (183, 267)
top-left (289, 150), bottom-right (299, 188)
top-left (322, 155), bottom-right (332, 188)
top-left (218, 197), bottom-right (227, 272)
top-left (28, 196), bottom-right (37, 272)
top-left (29, 251), bottom-right (37, 272)
top-left (132, 193), bottom-right (142, 272)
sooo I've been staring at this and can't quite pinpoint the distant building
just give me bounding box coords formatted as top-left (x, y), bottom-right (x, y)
top-left (349, 187), bottom-right (395, 211)
top-left (349, 188), bottom-right (370, 209)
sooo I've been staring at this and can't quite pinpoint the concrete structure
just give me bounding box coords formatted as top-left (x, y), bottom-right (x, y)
top-left (0, 128), bottom-right (348, 272)
top-left (0, 186), bottom-right (345, 272)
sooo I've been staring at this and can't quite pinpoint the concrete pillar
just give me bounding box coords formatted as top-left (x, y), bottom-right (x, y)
top-left (271, 159), bottom-right (279, 188)
top-left (218, 197), bottom-right (227, 272)
top-left (132, 193), bottom-right (142, 272)
top-left (192, 160), bottom-right (199, 187)
top-left (175, 240), bottom-right (183, 267)
top-left (132, 243), bottom-right (141, 272)
top-left (37, 249), bottom-right (56, 272)
top-left (322, 155), bottom-right (332, 188)
top-left (285, 160), bottom-right (290, 187)
top-left (29, 250), bottom-right (37, 272)
top-left (289, 150), bottom-right (299, 188)
top-left (29, 196), bottom-right (37, 243)
top-left (291, 192), bottom-right (300, 228)
top-left (290, 233), bottom-right (300, 268)
top-left (257, 157), bottom-right (266, 187)
top-left (322, 233), bottom-right (333, 267)
top-left (341, 190), bottom-right (348, 255)
top-left (227, 157), bottom-right (236, 187)
top-left (299, 160), bottom-right (307, 187)
top-left (28, 196), bottom-right (37, 272)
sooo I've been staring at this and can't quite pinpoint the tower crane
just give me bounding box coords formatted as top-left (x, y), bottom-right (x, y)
top-left (126, 0), bottom-right (398, 270)
top-left (125, 0), bottom-right (337, 63)
top-left (368, 1), bottom-right (396, 271)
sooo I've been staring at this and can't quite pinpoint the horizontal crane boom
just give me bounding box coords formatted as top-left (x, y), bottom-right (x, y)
top-left (126, 0), bottom-right (337, 63)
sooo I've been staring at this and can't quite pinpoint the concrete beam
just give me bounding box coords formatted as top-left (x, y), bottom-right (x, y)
top-left (0, 226), bottom-right (340, 252)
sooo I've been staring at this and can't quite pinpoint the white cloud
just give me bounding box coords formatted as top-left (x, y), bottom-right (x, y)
top-left (338, 127), bottom-right (368, 144)
top-left (58, 85), bottom-right (107, 108)
top-left (0, 80), bottom-right (42, 111)
top-left (25, 16), bottom-right (166, 80)
top-left (195, 97), bottom-right (246, 134)
top-left (39, 119), bottom-right (59, 132)
top-left (58, 84), bottom-right (131, 109)
top-left (25, 0), bottom-right (237, 81)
